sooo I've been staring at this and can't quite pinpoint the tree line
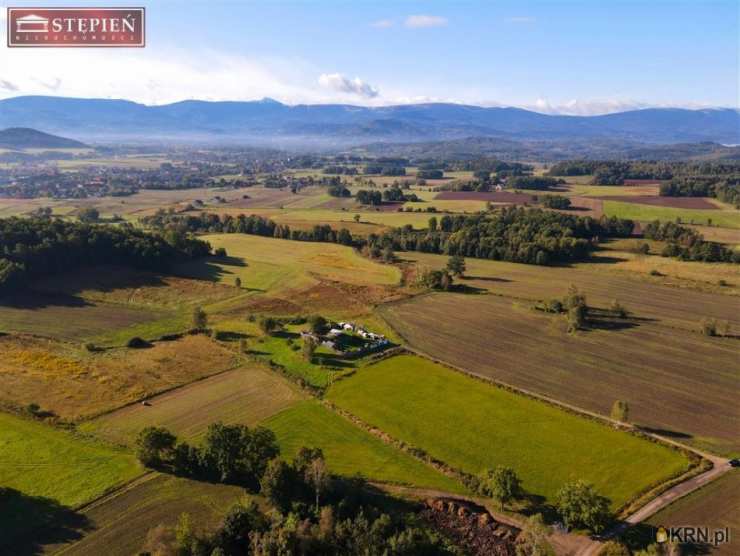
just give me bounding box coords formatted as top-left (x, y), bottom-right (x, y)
top-left (0, 217), bottom-right (210, 294)
top-left (547, 160), bottom-right (740, 190)
top-left (135, 423), bottom-right (462, 556)
top-left (643, 221), bottom-right (739, 263)
top-left (141, 210), bottom-right (356, 247)
top-left (143, 207), bottom-right (635, 267)
top-left (373, 207), bottom-right (635, 265)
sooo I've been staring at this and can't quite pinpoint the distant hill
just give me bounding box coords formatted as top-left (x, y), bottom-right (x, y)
top-left (355, 137), bottom-right (740, 162)
top-left (0, 96), bottom-right (737, 147)
top-left (0, 127), bottom-right (88, 149)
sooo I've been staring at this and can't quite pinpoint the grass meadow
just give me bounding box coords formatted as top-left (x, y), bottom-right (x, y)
top-left (602, 200), bottom-right (740, 229)
top-left (263, 400), bottom-right (465, 493)
top-left (0, 413), bottom-right (142, 547)
top-left (327, 355), bottom-right (691, 509)
top-left (176, 234), bottom-right (401, 294)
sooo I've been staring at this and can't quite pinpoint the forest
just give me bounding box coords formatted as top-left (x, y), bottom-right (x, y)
top-left (0, 217), bottom-right (210, 293)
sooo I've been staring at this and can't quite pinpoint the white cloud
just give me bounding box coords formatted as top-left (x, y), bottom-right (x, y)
top-left (370, 19), bottom-right (394, 28)
top-left (0, 80), bottom-right (18, 92)
top-left (404, 15), bottom-right (447, 29)
top-left (0, 47), bottom-right (343, 105)
top-left (318, 73), bottom-right (379, 98)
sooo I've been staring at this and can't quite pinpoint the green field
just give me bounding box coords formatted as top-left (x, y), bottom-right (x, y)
top-left (0, 412), bottom-right (142, 548)
top-left (83, 365), bottom-right (305, 445)
top-left (41, 474), bottom-right (247, 556)
top-left (327, 355), bottom-right (690, 509)
top-left (381, 293), bottom-right (740, 456)
top-left (263, 400), bottom-right (464, 493)
top-left (603, 200), bottom-right (740, 229)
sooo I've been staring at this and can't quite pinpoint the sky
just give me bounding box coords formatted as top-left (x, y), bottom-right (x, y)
top-left (1, 0), bottom-right (738, 114)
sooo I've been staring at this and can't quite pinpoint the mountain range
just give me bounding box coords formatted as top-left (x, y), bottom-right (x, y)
top-left (0, 95), bottom-right (737, 147)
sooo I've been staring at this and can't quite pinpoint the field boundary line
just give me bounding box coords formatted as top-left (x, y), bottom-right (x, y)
top-left (78, 354), bottom-right (246, 424)
top-left (319, 398), bottom-right (473, 489)
top-left (375, 309), bottom-right (722, 515)
top-left (16, 470), bottom-right (157, 556)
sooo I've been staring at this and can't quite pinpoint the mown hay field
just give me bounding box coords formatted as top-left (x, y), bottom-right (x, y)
top-left (176, 234), bottom-right (400, 295)
top-left (327, 355), bottom-right (691, 509)
top-left (0, 266), bottom-right (247, 345)
top-left (646, 470), bottom-right (740, 556)
top-left (83, 364), bottom-right (305, 445)
top-left (0, 291), bottom-right (171, 342)
top-left (39, 474), bottom-right (247, 556)
top-left (263, 400), bottom-right (465, 493)
top-left (380, 294), bottom-right (740, 456)
top-left (0, 334), bottom-right (239, 421)
top-left (0, 412), bottom-right (142, 548)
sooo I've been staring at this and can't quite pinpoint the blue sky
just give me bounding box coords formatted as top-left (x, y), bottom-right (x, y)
top-left (1, 0), bottom-right (737, 113)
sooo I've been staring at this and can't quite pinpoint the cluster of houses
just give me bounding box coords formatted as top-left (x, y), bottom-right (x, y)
top-left (301, 321), bottom-right (389, 355)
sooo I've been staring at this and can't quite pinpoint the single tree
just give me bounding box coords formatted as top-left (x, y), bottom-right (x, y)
top-left (308, 315), bottom-right (328, 334)
top-left (354, 214), bottom-right (361, 223)
top-left (485, 466), bottom-right (523, 511)
top-left (260, 459), bottom-right (296, 513)
top-left (446, 255), bottom-right (466, 277)
top-left (700, 317), bottom-right (717, 337)
top-left (175, 512), bottom-right (196, 554)
top-left (235, 277), bottom-right (242, 288)
top-left (555, 480), bottom-right (611, 533)
top-left (78, 207), bottom-right (100, 223)
top-left (135, 426), bottom-right (176, 467)
top-left (306, 456), bottom-right (330, 512)
top-left (192, 306), bottom-right (208, 330)
top-left (259, 316), bottom-right (280, 336)
top-left (303, 335), bottom-right (317, 362)
top-left (428, 216), bottom-right (438, 232)
top-left (610, 400), bottom-right (629, 423)
top-left (567, 304), bottom-right (587, 333)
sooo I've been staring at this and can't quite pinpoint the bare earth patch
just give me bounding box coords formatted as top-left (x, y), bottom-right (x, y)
top-left (595, 195), bottom-right (719, 210)
top-left (435, 191), bottom-right (535, 204)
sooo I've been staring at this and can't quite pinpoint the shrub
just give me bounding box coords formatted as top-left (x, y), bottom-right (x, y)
top-left (127, 336), bottom-right (152, 349)
top-left (700, 318), bottom-right (717, 337)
